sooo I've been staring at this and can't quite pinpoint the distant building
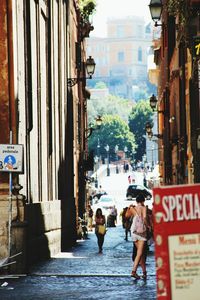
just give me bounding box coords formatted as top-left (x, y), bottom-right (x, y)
top-left (89, 88), bottom-right (109, 99)
top-left (87, 16), bottom-right (153, 100)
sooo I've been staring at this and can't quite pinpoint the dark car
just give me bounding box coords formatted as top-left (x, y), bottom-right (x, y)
top-left (126, 184), bottom-right (152, 199)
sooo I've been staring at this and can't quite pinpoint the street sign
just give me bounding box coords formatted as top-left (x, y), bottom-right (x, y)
top-left (153, 184), bottom-right (200, 300)
top-left (0, 144), bottom-right (24, 173)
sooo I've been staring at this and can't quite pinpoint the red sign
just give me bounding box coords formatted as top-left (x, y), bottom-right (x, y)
top-left (153, 184), bottom-right (200, 300)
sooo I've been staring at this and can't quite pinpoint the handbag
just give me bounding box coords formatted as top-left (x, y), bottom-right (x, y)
top-left (98, 225), bottom-right (106, 235)
top-left (146, 226), bottom-right (153, 240)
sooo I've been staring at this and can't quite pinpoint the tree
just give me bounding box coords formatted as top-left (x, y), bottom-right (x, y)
top-left (87, 94), bottom-right (134, 124)
top-left (88, 115), bottom-right (136, 161)
top-left (128, 100), bottom-right (153, 161)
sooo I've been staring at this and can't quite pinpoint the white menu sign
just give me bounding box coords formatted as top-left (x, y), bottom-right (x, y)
top-left (168, 233), bottom-right (200, 300)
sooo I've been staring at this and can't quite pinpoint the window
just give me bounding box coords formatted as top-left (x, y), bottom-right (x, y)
top-left (138, 47), bottom-right (142, 62)
top-left (117, 26), bottom-right (124, 37)
top-left (137, 25), bottom-right (143, 37)
top-left (145, 23), bottom-right (151, 34)
top-left (118, 52), bottom-right (124, 62)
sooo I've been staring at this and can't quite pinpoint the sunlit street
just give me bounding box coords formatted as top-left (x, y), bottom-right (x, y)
top-left (1, 0), bottom-right (200, 299)
top-left (95, 166), bottom-right (148, 213)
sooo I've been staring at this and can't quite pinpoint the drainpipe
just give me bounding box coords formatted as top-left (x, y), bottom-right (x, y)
top-left (7, 0), bottom-right (16, 142)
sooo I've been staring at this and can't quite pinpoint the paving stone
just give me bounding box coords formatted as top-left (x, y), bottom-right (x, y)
top-left (0, 226), bottom-right (156, 299)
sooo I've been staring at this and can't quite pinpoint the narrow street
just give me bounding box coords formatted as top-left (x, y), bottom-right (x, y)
top-left (0, 225), bottom-right (156, 300)
top-left (0, 170), bottom-right (156, 299)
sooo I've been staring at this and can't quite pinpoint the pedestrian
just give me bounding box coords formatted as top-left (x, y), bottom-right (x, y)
top-left (110, 205), bottom-right (117, 226)
top-left (125, 193), bottom-right (149, 279)
top-left (132, 204), bottom-right (154, 260)
top-left (128, 175), bottom-right (131, 184)
top-left (95, 208), bottom-right (106, 254)
top-left (87, 205), bottom-right (93, 231)
top-left (122, 207), bottom-right (132, 241)
top-left (143, 173), bottom-right (147, 187)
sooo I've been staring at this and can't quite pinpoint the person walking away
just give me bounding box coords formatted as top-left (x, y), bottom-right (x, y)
top-left (111, 205), bottom-right (118, 225)
top-left (87, 205), bottom-right (93, 231)
top-left (122, 207), bottom-right (132, 241)
top-left (125, 194), bottom-right (148, 279)
top-left (95, 208), bottom-right (106, 254)
top-left (114, 206), bottom-right (118, 225)
top-left (132, 204), bottom-right (154, 266)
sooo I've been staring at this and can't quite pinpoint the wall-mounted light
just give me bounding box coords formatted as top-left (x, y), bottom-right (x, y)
top-left (169, 116), bottom-right (175, 123)
top-left (149, 0), bottom-right (163, 27)
top-left (67, 56), bottom-right (96, 87)
top-left (145, 121), bottom-right (163, 140)
top-left (145, 122), bottom-right (153, 134)
top-left (86, 115), bottom-right (102, 139)
top-left (149, 94), bottom-right (164, 114)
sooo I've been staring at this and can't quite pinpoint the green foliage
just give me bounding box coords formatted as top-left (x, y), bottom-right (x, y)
top-left (88, 115), bottom-right (136, 161)
top-left (128, 100), bottom-right (153, 161)
top-left (167, 0), bottom-right (188, 26)
top-left (94, 81), bottom-right (107, 89)
top-left (79, 0), bottom-right (96, 23)
top-left (87, 94), bottom-right (134, 124)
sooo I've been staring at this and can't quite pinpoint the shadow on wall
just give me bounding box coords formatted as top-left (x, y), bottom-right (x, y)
top-left (25, 203), bottom-right (51, 268)
top-left (58, 88), bottom-right (77, 251)
top-left (58, 159), bottom-right (77, 251)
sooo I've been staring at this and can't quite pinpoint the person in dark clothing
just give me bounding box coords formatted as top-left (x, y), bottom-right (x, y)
top-left (95, 208), bottom-right (106, 254)
top-left (122, 207), bottom-right (132, 241)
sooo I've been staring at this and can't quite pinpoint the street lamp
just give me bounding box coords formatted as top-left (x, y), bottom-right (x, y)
top-left (124, 146), bottom-right (128, 158)
top-left (148, 0), bottom-right (163, 27)
top-left (97, 138), bottom-right (100, 182)
top-left (105, 144), bottom-right (110, 176)
top-left (145, 122), bottom-right (163, 140)
top-left (145, 122), bottom-right (153, 134)
top-left (85, 115), bottom-right (102, 139)
top-left (67, 56), bottom-right (96, 87)
top-left (149, 94), bottom-right (164, 114)
top-left (115, 145), bottom-right (119, 174)
top-left (151, 145), bottom-right (155, 171)
top-left (94, 156), bottom-right (98, 188)
top-left (142, 154), bottom-right (147, 167)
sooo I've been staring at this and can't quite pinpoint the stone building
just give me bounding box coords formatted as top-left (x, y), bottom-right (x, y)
top-left (0, 0), bottom-right (93, 273)
top-left (149, 0), bottom-right (200, 185)
top-left (87, 16), bottom-right (153, 100)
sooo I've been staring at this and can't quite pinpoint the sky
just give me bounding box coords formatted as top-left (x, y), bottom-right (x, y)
top-left (91, 0), bottom-right (152, 37)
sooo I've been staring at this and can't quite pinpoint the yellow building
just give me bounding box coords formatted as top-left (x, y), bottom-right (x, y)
top-left (87, 16), bottom-right (153, 99)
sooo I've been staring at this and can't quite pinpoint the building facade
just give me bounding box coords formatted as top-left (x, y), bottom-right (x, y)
top-left (149, 0), bottom-right (200, 185)
top-left (87, 16), bottom-right (153, 99)
top-left (0, 0), bottom-right (93, 273)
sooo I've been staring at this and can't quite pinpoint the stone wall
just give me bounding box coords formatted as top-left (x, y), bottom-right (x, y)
top-left (25, 200), bottom-right (61, 268)
top-left (0, 194), bottom-right (26, 273)
top-left (0, 197), bottom-right (61, 273)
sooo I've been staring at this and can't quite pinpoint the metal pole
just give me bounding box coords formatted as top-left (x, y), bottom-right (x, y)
top-left (107, 151), bottom-right (110, 176)
top-left (94, 156), bottom-right (98, 188)
top-left (8, 131), bottom-right (13, 257)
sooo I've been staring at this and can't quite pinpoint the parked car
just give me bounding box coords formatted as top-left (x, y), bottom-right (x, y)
top-left (126, 184), bottom-right (153, 208)
top-left (92, 195), bottom-right (116, 217)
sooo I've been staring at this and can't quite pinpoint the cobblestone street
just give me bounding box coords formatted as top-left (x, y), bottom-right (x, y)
top-left (0, 225), bottom-right (156, 299)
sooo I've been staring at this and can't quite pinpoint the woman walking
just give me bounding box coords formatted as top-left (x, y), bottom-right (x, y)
top-left (125, 194), bottom-right (148, 279)
top-left (95, 208), bottom-right (106, 254)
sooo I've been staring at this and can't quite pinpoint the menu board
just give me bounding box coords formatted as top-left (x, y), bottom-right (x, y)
top-left (168, 234), bottom-right (200, 300)
top-left (153, 184), bottom-right (200, 300)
